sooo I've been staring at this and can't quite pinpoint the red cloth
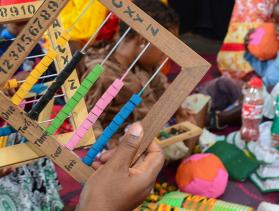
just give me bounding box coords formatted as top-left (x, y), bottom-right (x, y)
top-left (0, 0), bottom-right (35, 5)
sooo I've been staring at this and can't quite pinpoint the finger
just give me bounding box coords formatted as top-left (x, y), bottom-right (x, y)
top-left (99, 148), bottom-right (116, 163)
top-left (111, 122), bottom-right (143, 169)
top-left (133, 141), bottom-right (165, 179)
top-left (91, 161), bottom-right (102, 171)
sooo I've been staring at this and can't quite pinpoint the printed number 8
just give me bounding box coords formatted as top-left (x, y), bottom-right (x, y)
top-left (0, 8), bottom-right (7, 17)
top-left (40, 10), bottom-right (51, 20)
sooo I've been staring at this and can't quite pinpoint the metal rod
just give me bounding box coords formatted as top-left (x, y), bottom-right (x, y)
top-left (81, 12), bottom-right (113, 53)
top-left (138, 58), bottom-right (169, 96)
top-left (39, 115), bottom-right (71, 124)
top-left (20, 94), bottom-right (65, 105)
top-left (18, 74), bottom-right (58, 84)
top-left (120, 42), bottom-right (150, 81)
top-left (101, 27), bottom-right (131, 66)
top-left (25, 53), bottom-right (46, 60)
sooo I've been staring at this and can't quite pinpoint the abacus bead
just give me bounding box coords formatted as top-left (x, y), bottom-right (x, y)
top-left (35, 62), bottom-right (48, 73)
top-left (81, 79), bottom-right (92, 90)
top-left (109, 121), bottom-right (119, 133)
top-left (130, 94), bottom-right (142, 105)
top-left (5, 79), bottom-right (17, 89)
top-left (113, 115), bottom-right (125, 126)
top-left (25, 76), bottom-right (37, 85)
top-left (58, 112), bottom-right (68, 120)
top-left (78, 85), bottom-right (87, 95)
top-left (63, 105), bottom-right (72, 114)
top-left (87, 114), bottom-right (98, 124)
top-left (47, 49), bottom-right (58, 59)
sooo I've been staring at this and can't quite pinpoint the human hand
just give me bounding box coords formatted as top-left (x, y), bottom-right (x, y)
top-left (78, 123), bottom-right (165, 211)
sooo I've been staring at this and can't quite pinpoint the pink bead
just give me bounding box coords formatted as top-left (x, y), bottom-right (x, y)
top-left (91, 106), bottom-right (102, 116)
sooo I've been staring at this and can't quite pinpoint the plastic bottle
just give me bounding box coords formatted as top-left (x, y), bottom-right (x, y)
top-left (240, 77), bottom-right (264, 142)
top-left (271, 95), bottom-right (279, 141)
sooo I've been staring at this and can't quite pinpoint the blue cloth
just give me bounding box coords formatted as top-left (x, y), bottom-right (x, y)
top-left (244, 52), bottom-right (279, 87)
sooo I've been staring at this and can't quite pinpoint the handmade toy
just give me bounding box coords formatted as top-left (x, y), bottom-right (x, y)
top-left (248, 23), bottom-right (279, 61)
top-left (176, 153), bottom-right (228, 198)
top-left (0, 0), bottom-right (210, 183)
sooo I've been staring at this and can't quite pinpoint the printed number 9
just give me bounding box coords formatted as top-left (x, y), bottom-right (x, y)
top-left (10, 6), bottom-right (19, 16)
top-left (48, 1), bottom-right (59, 12)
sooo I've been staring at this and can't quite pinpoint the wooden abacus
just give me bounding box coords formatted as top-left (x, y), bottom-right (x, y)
top-left (0, 0), bottom-right (210, 183)
top-left (0, 0), bottom-right (94, 168)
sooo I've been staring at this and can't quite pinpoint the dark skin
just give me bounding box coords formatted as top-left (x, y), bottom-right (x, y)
top-left (77, 123), bottom-right (165, 211)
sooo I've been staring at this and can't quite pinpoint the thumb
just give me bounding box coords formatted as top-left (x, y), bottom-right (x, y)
top-left (112, 122), bottom-right (143, 169)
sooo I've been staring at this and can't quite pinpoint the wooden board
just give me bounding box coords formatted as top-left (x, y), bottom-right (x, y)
top-left (0, 92), bottom-right (93, 183)
top-left (0, 0), bottom-right (43, 24)
top-left (0, 0), bottom-right (69, 87)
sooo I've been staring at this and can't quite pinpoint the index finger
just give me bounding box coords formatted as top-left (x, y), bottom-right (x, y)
top-left (132, 141), bottom-right (165, 179)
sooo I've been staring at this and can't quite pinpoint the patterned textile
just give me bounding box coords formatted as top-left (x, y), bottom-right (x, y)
top-left (217, 0), bottom-right (276, 79)
top-left (0, 158), bottom-right (63, 211)
top-left (136, 191), bottom-right (254, 211)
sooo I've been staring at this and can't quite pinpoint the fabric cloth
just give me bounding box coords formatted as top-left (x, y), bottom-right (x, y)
top-left (198, 76), bottom-right (243, 111)
top-left (81, 43), bottom-right (168, 141)
top-left (206, 141), bottom-right (259, 181)
top-left (0, 158), bottom-right (63, 210)
top-left (257, 202), bottom-right (279, 211)
top-left (135, 191), bottom-right (253, 211)
top-left (217, 0), bottom-right (277, 78)
top-left (60, 0), bottom-right (108, 41)
top-left (244, 51), bottom-right (279, 87)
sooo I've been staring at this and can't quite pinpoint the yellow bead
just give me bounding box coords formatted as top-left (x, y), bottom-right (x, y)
top-left (25, 74), bottom-right (40, 85)
top-left (4, 79), bottom-right (18, 89)
top-left (47, 49), bottom-right (58, 59)
top-left (41, 50), bottom-right (57, 66)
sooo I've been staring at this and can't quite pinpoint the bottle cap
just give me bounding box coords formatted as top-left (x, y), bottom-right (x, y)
top-left (248, 77), bottom-right (263, 89)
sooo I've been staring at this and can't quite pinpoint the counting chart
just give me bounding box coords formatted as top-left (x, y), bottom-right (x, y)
top-left (0, 0), bottom-right (94, 169)
top-left (0, 0), bottom-right (210, 183)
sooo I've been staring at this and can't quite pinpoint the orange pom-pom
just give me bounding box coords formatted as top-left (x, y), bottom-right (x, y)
top-left (248, 23), bottom-right (279, 60)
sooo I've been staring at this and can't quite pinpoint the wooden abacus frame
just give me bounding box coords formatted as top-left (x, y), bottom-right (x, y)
top-left (0, 0), bottom-right (210, 183)
top-left (0, 1), bottom-right (94, 168)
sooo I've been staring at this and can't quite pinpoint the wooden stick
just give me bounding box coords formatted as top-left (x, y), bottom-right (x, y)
top-left (0, 92), bottom-right (93, 183)
top-left (0, 0), bottom-right (69, 87)
top-left (156, 121), bottom-right (202, 148)
top-left (133, 65), bottom-right (209, 163)
top-left (0, 1), bottom-right (43, 24)
top-left (98, 0), bottom-right (209, 69)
